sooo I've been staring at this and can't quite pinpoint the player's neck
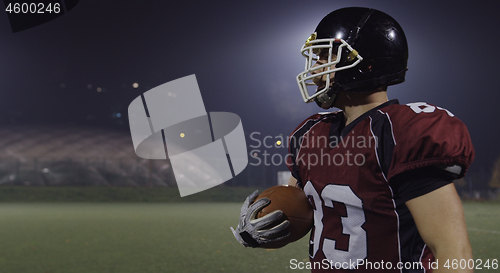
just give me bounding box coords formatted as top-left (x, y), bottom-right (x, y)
top-left (336, 88), bottom-right (389, 125)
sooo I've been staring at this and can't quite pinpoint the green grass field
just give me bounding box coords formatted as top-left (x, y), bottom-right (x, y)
top-left (0, 201), bottom-right (498, 273)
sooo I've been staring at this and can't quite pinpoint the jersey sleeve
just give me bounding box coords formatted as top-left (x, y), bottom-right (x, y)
top-left (387, 102), bottom-right (475, 181)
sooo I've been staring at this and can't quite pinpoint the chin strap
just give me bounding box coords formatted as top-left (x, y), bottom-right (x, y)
top-left (314, 87), bottom-right (337, 109)
top-left (314, 84), bottom-right (340, 109)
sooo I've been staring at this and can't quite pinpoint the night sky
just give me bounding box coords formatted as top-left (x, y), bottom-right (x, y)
top-left (0, 0), bottom-right (498, 175)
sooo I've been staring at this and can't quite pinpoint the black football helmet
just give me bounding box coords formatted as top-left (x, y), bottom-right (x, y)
top-left (296, 7), bottom-right (408, 109)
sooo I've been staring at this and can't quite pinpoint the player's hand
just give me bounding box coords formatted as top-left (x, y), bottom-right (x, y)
top-left (230, 190), bottom-right (290, 247)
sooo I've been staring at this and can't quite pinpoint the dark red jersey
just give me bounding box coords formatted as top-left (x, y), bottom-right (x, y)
top-left (286, 100), bottom-right (474, 272)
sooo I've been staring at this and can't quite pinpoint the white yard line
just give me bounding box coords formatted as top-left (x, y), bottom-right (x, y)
top-left (468, 228), bottom-right (500, 234)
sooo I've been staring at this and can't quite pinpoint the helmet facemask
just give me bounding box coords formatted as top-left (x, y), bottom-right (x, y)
top-left (296, 32), bottom-right (363, 107)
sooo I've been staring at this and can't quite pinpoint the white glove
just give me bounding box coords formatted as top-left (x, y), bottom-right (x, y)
top-left (230, 190), bottom-right (290, 247)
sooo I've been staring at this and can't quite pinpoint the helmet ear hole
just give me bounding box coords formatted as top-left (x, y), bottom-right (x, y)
top-left (358, 61), bottom-right (373, 74)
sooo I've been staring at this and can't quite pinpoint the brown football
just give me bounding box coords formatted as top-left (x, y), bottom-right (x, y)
top-left (254, 185), bottom-right (314, 248)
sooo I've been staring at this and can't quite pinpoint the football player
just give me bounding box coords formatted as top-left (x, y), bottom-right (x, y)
top-left (232, 7), bottom-right (474, 272)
